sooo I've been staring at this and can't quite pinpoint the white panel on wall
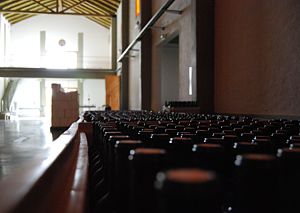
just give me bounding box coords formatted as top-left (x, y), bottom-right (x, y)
top-left (10, 15), bottom-right (111, 69)
top-left (0, 15), bottom-right (4, 66)
top-left (5, 20), bottom-right (11, 67)
top-left (0, 15), bottom-right (10, 67)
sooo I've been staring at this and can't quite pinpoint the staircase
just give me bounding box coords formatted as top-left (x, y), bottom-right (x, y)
top-left (1, 79), bottom-right (19, 112)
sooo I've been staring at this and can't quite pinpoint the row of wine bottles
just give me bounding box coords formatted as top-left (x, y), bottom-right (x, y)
top-left (84, 110), bottom-right (300, 213)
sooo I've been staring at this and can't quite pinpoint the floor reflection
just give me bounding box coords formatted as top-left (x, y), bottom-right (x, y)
top-left (0, 118), bottom-right (54, 180)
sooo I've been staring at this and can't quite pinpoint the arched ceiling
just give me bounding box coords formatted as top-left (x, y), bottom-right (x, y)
top-left (0, 0), bottom-right (121, 28)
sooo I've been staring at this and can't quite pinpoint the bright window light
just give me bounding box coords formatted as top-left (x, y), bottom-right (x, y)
top-left (189, 66), bottom-right (193, 95)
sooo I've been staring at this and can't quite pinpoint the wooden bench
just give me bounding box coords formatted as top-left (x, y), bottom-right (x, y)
top-left (0, 121), bottom-right (90, 213)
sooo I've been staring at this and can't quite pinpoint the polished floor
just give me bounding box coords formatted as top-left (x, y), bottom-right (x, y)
top-left (0, 118), bottom-right (53, 180)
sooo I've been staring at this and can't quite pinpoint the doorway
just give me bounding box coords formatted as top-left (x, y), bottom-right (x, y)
top-left (159, 35), bottom-right (179, 107)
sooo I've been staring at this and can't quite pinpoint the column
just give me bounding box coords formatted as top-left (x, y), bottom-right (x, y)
top-left (77, 33), bottom-right (84, 68)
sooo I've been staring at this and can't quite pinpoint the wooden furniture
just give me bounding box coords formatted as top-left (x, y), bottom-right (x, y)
top-left (105, 75), bottom-right (120, 110)
top-left (0, 121), bottom-right (89, 213)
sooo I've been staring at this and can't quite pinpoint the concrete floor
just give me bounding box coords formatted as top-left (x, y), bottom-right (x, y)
top-left (0, 119), bottom-right (53, 180)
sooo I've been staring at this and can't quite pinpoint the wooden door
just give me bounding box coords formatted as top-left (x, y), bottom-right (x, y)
top-left (105, 75), bottom-right (120, 110)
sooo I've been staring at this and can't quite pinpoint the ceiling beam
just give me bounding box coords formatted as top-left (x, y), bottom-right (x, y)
top-left (62, 1), bottom-right (111, 27)
top-left (1, 0), bottom-right (33, 11)
top-left (86, 0), bottom-right (115, 14)
top-left (0, 0), bottom-right (120, 27)
top-left (58, 0), bottom-right (63, 11)
top-left (10, 14), bottom-right (35, 24)
top-left (0, 0), bottom-right (25, 9)
top-left (87, 16), bottom-right (110, 28)
top-left (0, 67), bottom-right (116, 79)
top-left (0, 9), bottom-right (115, 17)
top-left (32, 0), bottom-right (55, 12)
top-left (60, 0), bottom-right (86, 13)
top-left (83, 1), bottom-right (113, 16)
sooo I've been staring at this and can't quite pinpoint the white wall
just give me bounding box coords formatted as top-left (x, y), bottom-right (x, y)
top-left (10, 15), bottom-right (111, 69)
top-left (83, 79), bottom-right (106, 110)
top-left (13, 79), bottom-right (41, 116)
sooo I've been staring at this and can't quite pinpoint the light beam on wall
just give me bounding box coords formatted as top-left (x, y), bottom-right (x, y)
top-left (136, 0), bottom-right (141, 17)
top-left (189, 66), bottom-right (193, 95)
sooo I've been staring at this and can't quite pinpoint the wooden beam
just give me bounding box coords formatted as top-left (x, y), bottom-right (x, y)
top-left (62, 1), bottom-right (112, 26)
top-left (8, 14), bottom-right (35, 24)
top-left (0, 9), bottom-right (114, 17)
top-left (83, 1), bottom-right (113, 15)
top-left (61, 1), bottom-right (111, 27)
top-left (3, 1), bottom-right (52, 16)
top-left (86, 17), bottom-right (110, 28)
top-left (105, 0), bottom-right (121, 8)
top-left (67, 2), bottom-right (107, 18)
top-left (86, 0), bottom-right (116, 14)
top-left (38, 0), bottom-right (56, 10)
top-left (32, 0), bottom-right (55, 12)
top-left (0, 0), bottom-right (24, 8)
top-left (58, 0), bottom-right (63, 11)
top-left (60, 0), bottom-right (86, 13)
top-left (2, 0), bottom-right (33, 11)
top-left (0, 0), bottom-right (120, 28)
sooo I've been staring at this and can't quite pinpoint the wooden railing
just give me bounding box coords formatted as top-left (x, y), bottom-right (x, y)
top-left (0, 121), bottom-right (90, 213)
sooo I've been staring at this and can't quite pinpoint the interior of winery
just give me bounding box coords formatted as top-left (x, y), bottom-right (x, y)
top-left (0, 0), bottom-right (300, 212)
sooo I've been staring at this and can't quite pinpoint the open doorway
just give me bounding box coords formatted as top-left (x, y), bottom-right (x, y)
top-left (159, 35), bottom-right (179, 107)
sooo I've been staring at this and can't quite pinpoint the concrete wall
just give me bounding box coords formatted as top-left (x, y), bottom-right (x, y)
top-left (117, 1), bottom-right (130, 110)
top-left (128, 0), bottom-right (142, 110)
top-left (160, 44), bottom-right (179, 107)
top-left (215, 0), bottom-right (300, 116)
top-left (116, 3), bottom-right (123, 60)
top-left (151, 0), bottom-right (193, 111)
top-left (10, 15), bottom-right (111, 69)
top-left (126, 0), bottom-right (208, 111)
